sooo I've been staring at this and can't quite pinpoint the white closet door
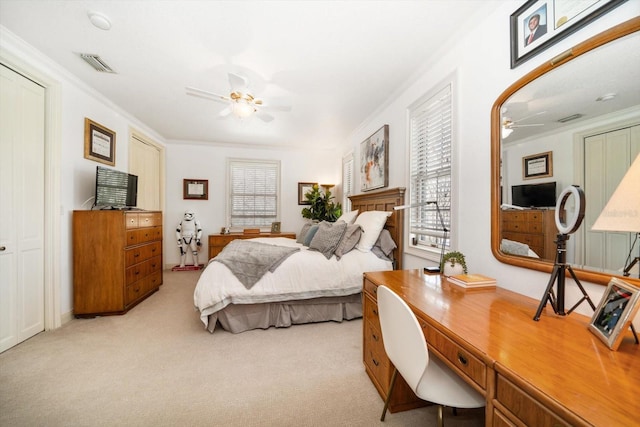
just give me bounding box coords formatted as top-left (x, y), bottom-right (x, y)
top-left (129, 135), bottom-right (162, 211)
top-left (0, 64), bottom-right (45, 353)
top-left (584, 125), bottom-right (640, 272)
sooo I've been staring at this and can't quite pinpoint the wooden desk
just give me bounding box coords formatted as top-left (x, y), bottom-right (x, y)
top-left (208, 232), bottom-right (296, 260)
top-left (363, 270), bottom-right (640, 426)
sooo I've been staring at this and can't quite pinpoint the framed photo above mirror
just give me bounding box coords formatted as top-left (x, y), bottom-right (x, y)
top-left (510, 0), bottom-right (627, 68)
top-left (588, 277), bottom-right (640, 351)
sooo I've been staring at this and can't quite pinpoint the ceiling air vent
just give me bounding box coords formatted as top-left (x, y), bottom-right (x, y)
top-left (78, 53), bottom-right (116, 73)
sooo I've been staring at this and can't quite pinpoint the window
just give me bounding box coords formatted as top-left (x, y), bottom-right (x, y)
top-left (408, 80), bottom-right (453, 255)
top-left (227, 159), bottom-right (280, 228)
top-left (342, 152), bottom-right (354, 211)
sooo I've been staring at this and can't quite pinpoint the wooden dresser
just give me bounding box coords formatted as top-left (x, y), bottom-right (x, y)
top-left (73, 210), bottom-right (163, 317)
top-left (363, 270), bottom-right (640, 426)
top-left (208, 232), bottom-right (296, 259)
top-left (501, 209), bottom-right (556, 260)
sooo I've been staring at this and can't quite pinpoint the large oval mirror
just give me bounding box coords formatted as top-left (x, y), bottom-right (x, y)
top-left (491, 17), bottom-right (640, 287)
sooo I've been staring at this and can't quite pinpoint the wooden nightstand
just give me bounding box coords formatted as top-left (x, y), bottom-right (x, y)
top-left (208, 232), bottom-right (296, 260)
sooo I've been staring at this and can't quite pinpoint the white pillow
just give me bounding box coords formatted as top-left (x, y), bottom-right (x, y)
top-left (354, 210), bottom-right (392, 252)
top-left (337, 209), bottom-right (359, 225)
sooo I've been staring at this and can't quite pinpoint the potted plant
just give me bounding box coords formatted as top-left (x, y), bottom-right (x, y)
top-left (441, 251), bottom-right (467, 276)
top-left (301, 184), bottom-right (342, 222)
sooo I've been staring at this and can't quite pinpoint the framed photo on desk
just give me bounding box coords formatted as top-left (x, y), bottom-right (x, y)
top-left (589, 277), bottom-right (640, 350)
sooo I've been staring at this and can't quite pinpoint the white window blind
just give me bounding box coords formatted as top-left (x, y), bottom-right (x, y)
top-left (409, 83), bottom-right (452, 251)
top-left (228, 159), bottom-right (280, 228)
top-left (342, 153), bottom-right (354, 211)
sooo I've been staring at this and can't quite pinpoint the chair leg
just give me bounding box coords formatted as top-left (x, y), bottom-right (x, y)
top-left (437, 405), bottom-right (444, 427)
top-left (380, 367), bottom-right (398, 422)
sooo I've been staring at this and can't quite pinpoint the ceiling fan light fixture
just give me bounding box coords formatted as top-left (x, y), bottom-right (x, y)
top-left (232, 101), bottom-right (255, 118)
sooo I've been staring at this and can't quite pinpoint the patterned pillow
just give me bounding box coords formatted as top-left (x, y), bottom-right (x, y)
top-left (334, 224), bottom-right (363, 260)
top-left (309, 221), bottom-right (348, 259)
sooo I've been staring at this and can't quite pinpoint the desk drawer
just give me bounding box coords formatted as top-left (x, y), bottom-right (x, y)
top-left (496, 374), bottom-right (569, 427)
top-left (363, 278), bottom-right (379, 299)
top-left (363, 319), bottom-right (390, 387)
top-left (422, 322), bottom-right (486, 390)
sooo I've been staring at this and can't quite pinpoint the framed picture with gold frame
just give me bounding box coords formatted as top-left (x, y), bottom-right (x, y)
top-left (271, 221), bottom-right (281, 233)
top-left (588, 277), bottom-right (640, 351)
top-left (84, 118), bottom-right (116, 166)
top-left (523, 151), bottom-right (552, 179)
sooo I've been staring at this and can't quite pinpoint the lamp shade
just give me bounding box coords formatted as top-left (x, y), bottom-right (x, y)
top-left (591, 153), bottom-right (640, 233)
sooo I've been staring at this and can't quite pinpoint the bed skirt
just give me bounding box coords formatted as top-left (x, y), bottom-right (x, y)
top-left (207, 293), bottom-right (363, 333)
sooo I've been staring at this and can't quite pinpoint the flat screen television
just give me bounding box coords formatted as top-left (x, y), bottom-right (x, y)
top-left (93, 166), bottom-right (138, 209)
top-left (511, 182), bottom-right (556, 208)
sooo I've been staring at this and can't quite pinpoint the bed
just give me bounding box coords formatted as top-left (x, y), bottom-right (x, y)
top-left (194, 187), bottom-right (405, 333)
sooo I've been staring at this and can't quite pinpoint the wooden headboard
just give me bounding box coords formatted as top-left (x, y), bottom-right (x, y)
top-left (349, 187), bottom-right (405, 270)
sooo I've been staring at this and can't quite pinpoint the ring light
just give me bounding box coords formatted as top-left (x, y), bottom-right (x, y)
top-left (554, 185), bottom-right (585, 235)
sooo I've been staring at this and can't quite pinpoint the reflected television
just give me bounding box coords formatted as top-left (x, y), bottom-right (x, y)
top-left (511, 182), bottom-right (556, 208)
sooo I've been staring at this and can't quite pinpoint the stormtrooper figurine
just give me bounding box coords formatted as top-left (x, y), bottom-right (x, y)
top-left (176, 209), bottom-right (203, 267)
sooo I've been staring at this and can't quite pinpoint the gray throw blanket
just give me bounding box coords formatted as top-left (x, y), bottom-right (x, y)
top-left (213, 240), bottom-right (300, 289)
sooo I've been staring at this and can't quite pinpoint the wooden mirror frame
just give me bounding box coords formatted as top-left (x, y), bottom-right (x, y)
top-left (491, 17), bottom-right (640, 287)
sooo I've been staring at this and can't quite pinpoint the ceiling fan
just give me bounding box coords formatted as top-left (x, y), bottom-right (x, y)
top-left (186, 73), bottom-right (291, 122)
top-left (501, 111), bottom-right (545, 138)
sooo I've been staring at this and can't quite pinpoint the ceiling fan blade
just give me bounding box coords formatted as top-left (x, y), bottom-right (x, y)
top-left (510, 123), bottom-right (544, 128)
top-left (228, 72), bottom-right (249, 91)
top-left (255, 111), bottom-right (274, 122)
top-left (260, 104), bottom-right (292, 112)
top-left (185, 86), bottom-right (230, 103)
top-left (512, 111), bottom-right (546, 124)
top-left (218, 106), bottom-right (232, 118)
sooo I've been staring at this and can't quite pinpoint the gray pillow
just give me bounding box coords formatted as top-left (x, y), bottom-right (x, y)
top-left (297, 223), bottom-right (313, 244)
top-left (309, 221), bottom-right (348, 259)
top-left (334, 224), bottom-right (363, 260)
top-left (371, 229), bottom-right (397, 261)
top-left (303, 224), bottom-right (320, 246)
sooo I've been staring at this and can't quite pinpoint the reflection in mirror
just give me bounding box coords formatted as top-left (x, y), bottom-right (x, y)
top-left (492, 17), bottom-right (640, 287)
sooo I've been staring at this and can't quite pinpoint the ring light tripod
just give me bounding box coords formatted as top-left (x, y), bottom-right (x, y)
top-left (534, 186), bottom-right (596, 321)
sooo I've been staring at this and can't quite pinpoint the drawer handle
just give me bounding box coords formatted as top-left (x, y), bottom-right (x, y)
top-left (135, 271), bottom-right (140, 275)
top-left (372, 333), bottom-right (379, 342)
top-left (134, 253), bottom-right (140, 258)
top-left (373, 287), bottom-right (377, 295)
top-left (372, 358), bottom-right (380, 367)
top-left (457, 352), bottom-right (468, 366)
top-left (372, 308), bottom-right (378, 316)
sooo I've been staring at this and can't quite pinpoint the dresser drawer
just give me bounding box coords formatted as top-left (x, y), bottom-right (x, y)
top-left (138, 212), bottom-right (162, 227)
top-left (126, 226), bottom-right (162, 246)
top-left (125, 212), bottom-right (139, 229)
top-left (496, 374), bottom-right (569, 427)
top-left (125, 241), bottom-right (162, 266)
top-left (422, 322), bottom-right (486, 390)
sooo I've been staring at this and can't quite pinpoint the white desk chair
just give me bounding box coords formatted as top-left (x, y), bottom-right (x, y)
top-left (377, 285), bottom-right (485, 426)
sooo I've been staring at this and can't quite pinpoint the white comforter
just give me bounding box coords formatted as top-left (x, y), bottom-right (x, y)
top-left (193, 237), bottom-right (392, 328)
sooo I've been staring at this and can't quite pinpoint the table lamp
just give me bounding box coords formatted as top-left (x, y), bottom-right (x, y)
top-left (591, 153), bottom-right (640, 278)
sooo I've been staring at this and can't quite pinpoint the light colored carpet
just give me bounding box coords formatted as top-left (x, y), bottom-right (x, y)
top-left (0, 270), bottom-right (484, 426)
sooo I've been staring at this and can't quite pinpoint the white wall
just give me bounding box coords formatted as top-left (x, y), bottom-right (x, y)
top-left (342, 2), bottom-right (639, 323)
top-left (163, 142), bottom-right (341, 267)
